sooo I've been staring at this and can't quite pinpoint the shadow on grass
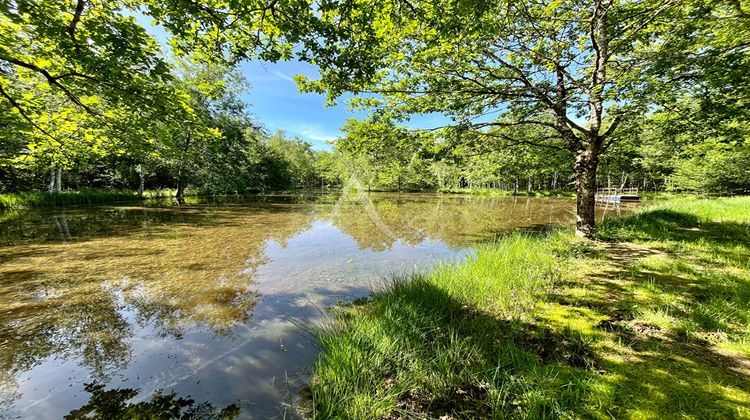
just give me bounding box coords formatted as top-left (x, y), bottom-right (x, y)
top-left (538, 207), bottom-right (750, 417)
top-left (310, 276), bottom-right (607, 418)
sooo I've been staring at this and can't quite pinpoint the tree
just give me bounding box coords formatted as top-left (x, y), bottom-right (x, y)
top-left (0, 0), bottom-right (174, 133)
top-left (338, 118), bottom-right (434, 191)
top-left (290, 0), bottom-right (747, 237)
top-left (267, 131), bottom-right (320, 188)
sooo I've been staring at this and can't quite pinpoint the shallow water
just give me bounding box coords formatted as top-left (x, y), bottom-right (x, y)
top-left (0, 192), bottom-right (630, 418)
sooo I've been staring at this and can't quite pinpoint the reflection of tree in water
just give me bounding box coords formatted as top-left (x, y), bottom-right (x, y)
top-left (0, 203), bottom-right (313, 402)
top-left (64, 382), bottom-right (239, 419)
top-left (331, 177), bottom-right (578, 250)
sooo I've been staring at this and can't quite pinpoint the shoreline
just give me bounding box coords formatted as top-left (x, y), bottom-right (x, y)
top-left (303, 196), bottom-right (750, 418)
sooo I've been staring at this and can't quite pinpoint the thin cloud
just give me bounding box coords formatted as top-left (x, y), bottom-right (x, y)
top-left (288, 122), bottom-right (339, 143)
top-left (272, 71), bottom-right (296, 83)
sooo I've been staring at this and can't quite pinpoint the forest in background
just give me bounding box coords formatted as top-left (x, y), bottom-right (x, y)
top-left (3, 63), bottom-right (748, 197)
top-left (1, 0), bottom-right (748, 235)
top-left (0, 56), bottom-right (329, 196)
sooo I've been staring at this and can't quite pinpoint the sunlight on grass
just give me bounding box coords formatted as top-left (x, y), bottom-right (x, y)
top-left (306, 197), bottom-right (750, 418)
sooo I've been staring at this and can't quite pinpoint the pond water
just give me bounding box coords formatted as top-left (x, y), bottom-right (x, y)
top-left (0, 192), bottom-right (630, 418)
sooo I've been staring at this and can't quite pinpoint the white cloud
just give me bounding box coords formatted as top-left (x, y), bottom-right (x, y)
top-left (288, 122), bottom-right (340, 143)
top-left (272, 71), bottom-right (296, 83)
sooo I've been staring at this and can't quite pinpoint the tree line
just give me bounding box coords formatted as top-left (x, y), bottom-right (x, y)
top-left (1, 0), bottom-right (748, 236)
top-left (0, 54), bottom-right (328, 197)
top-left (318, 113), bottom-right (749, 195)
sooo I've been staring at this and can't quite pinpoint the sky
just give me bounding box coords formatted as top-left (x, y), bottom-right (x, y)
top-left (238, 59), bottom-right (363, 151)
top-left (134, 13), bottom-right (451, 151)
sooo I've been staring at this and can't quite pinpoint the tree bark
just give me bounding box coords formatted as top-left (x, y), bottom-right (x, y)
top-left (175, 166), bottom-right (185, 204)
top-left (55, 168), bottom-right (62, 193)
top-left (49, 167), bottom-right (62, 193)
top-left (574, 145), bottom-right (599, 238)
top-left (137, 164), bottom-right (145, 198)
top-left (48, 168), bottom-right (56, 193)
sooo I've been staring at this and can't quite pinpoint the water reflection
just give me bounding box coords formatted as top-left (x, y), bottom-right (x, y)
top-left (64, 383), bottom-right (239, 419)
top-left (0, 193), bottom-right (627, 418)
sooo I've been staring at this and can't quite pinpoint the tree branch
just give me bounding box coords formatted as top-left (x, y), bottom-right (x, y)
top-left (0, 84), bottom-right (60, 141)
top-left (68, 0), bottom-right (86, 54)
top-left (0, 54), bottom-right (97, 115)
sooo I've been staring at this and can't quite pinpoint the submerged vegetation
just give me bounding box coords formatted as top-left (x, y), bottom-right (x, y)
top-left (306, 197), bottom-right (750, 418)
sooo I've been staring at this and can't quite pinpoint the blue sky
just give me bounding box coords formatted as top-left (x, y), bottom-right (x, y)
top-left (134, 14), bottom-right (451, 151)
top-left (238, 59), bottom-right (363, 151)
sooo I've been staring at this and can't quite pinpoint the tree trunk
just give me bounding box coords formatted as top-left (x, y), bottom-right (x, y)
top-left (137, 164), bottom-right (145, 198)
top-left (48, 168), bottom-right (56, 193)
top-left (49, 167), bottom-right (62, 193)
top-left (175, 166), bottom-right (185, 204)
top-left (574, 147), bottom-right (599, 238)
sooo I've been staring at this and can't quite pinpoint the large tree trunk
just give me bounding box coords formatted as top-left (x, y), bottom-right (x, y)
top-left (574, 146), bottom-right (599, 238)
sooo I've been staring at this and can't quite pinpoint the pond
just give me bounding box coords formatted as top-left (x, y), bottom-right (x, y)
top-left (0, 192), bottom-right (630, 418)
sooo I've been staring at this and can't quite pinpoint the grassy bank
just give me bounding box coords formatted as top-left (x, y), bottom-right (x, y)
top-left (0, 189), bottom-right (189, 210)
top-left (305, 197), bottom-right (750, 418)
top-left (0, 190), bottom-right (145, 210)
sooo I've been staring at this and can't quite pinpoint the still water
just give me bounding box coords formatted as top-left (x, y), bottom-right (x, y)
top-left (0, 192), bottom-right (627, 418)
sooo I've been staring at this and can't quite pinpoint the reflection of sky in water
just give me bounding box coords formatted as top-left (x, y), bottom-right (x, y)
top-left (0, 193), bottom-right (618, 418)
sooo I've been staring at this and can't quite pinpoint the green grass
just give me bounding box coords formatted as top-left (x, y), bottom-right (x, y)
top-left (0, 189), bottom-right (184, 210)
top-left (305, 197), bottom-right (750, 419)
top-left (0, 190), bottom-right (140, 209)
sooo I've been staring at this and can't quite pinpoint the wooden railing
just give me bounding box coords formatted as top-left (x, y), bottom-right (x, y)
top-left (596, 187), bottom-right (639, 196)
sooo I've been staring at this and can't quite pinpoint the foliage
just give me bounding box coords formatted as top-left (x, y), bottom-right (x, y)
top-left (669, 142), bottom-right (750, 194)
top-left (0, 1), bottom-right (332, 197)
top-left (0, 54), bottom-right (328, 196)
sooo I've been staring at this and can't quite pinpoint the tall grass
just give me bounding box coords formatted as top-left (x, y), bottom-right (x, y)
top-left (306, 233), bottom-right (604, 418)
top-left (0, 190), bottom-right (145, 210)
top-left (305, 196), bottom-right (750, 419)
